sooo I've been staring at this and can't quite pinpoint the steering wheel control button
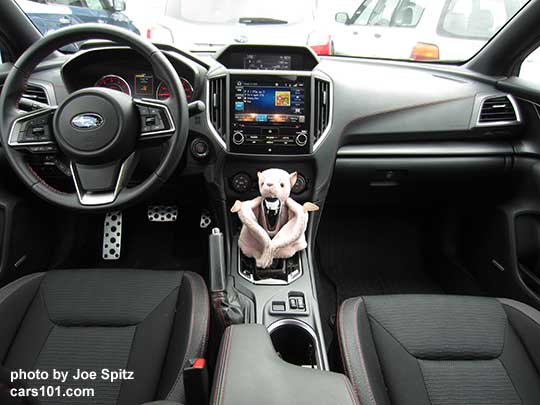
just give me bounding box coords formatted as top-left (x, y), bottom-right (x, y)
top-left (232, 131), bottom-right (245, 145)
top-left (191, 138), bottom-right (210, 159)
top-left (9, 109), bottom-right (57, 149)
top-left (231, 172), bottom-right (252, 193)
top-left (136, 102), bottom-right (174, 137)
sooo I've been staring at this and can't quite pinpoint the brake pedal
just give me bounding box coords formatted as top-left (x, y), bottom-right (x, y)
top-left (148, 205), bottom-right (178, 222)
top-left (200, 209), bottom-right (212, 229)
top-left (103, 211), bottom-right (122, 260)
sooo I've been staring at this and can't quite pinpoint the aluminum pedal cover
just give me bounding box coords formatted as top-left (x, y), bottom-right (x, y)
top-left (148, 205), bottom-right (178, 222)
top-left (200, 209), bottom-right (212, 228)
top-left (103, 211), bottom-right (122, 260)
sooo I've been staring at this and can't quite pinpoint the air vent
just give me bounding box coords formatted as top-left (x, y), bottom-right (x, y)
top-left (208, 76), bottom-right (226, 140)
top-left (22, 84), bottom-right (49, 105)
top-left (313, 78), bottom-right (331, 145)
top-left (478, 95), bottom-right (517, 124)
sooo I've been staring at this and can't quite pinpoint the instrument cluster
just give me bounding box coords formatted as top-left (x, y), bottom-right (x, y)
top-left (94, 73), bottom-right (194, 101)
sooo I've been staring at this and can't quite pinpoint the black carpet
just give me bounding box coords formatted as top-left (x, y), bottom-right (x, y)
top-left (54, 205), bottom-right (210, 278)
top-left (316, 207), bottom-right (443, 304)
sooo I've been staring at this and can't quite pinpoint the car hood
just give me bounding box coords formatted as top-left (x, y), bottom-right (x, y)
top-left (160, 18), bottom-right (313, 51)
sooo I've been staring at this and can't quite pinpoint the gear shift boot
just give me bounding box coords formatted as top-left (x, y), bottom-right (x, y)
top-left (240, 251), bottom-right (301, 284)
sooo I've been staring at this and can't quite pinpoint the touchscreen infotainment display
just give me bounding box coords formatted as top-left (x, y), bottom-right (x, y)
top-left (230, 75), bottom-right (310, 154)
top-left (233, 79), bottom-right (306, 125)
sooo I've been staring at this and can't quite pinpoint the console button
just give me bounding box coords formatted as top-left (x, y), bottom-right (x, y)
top-left (292, 174), bottom-right (308, 194)
top-left (289, 297), bottom-right (298, 309)
top-left (231, 172), bottom-right (252, 193)
top-left (297, 297), bottom-right (305, 311)
top-left (190, 138), bottom-right (210, 159)
top-left (272, 301), bottom-right (286, 312)
top-left (232, 131), bottom-right (245, 145)
top-left (295, 132), bottom-right (308, 147)
top-left (261, 128), bottom-right (279, 136)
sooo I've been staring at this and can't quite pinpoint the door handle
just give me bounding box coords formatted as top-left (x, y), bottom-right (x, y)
top-left (374, 33), bottom-right (382, 38)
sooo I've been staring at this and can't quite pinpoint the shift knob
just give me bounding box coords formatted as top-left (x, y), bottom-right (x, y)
top-left (263, 198), bottom-right (281, 232)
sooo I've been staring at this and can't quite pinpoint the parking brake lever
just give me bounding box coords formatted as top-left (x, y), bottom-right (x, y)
top-left (209, 228), bottom-right (226, 292)
top-left (208, 228), bottom-right (245, 329)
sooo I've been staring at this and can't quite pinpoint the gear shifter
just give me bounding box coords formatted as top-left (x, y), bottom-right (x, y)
top-left (209, 228), bottom-right (246, 330)
top-left (263, 198), bottom-right (281, 232)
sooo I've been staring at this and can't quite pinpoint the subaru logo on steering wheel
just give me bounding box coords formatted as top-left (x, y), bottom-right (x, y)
top-left (71, 113), bottom-right (104, 130)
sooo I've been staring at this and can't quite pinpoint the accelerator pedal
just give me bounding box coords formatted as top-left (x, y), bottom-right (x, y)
top-left (148, 205), bottom-right (178, 222)
top-left (103, 211), bottom-right (122, 260)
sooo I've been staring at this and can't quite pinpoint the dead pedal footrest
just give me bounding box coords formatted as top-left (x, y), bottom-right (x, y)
top-left (102, 211), bottom-right (122, 260)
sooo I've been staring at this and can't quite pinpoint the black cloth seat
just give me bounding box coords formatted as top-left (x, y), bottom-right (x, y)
top-left (337, 294), bottom-right (540, 405)
top-left (0, 269), bottom-right (209, 405)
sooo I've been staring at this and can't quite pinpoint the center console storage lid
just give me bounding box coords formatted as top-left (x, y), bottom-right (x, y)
top-left (211, 324), bottom-right (358, 405)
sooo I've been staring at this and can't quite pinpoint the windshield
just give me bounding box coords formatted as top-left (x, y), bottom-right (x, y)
top-left (15, 0), bottom-right (530, 62)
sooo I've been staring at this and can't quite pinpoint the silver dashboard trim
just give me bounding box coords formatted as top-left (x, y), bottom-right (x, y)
top-left (337, 142), bottom-right (514, 157)
top-left (312, 72), bottom-right (333, 152)
top-left (205, 73), bottom-right (227, 149)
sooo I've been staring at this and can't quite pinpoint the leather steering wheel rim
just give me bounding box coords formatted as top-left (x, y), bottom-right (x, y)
top-left (0, 24), bottom-right (189, 211)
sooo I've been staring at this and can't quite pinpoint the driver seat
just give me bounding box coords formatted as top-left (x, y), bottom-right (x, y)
top-left (0, 268), bottom-right (209, 405)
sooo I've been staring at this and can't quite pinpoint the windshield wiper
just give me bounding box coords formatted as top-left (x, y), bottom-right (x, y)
top-left (238, 17), bottom-right (288, 25)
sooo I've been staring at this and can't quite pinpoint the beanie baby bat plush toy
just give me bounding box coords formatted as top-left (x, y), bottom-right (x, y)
top-left (231, 168), bottom-right (319, 269)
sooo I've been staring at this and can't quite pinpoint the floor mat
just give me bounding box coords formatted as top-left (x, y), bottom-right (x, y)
top-left (54, 205), bottom-right (210, 278)
top-left (317, 207), bottom-right (443, 304)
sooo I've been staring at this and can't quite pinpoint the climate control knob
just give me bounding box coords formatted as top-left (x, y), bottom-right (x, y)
top-left (232, 131), bottom-right (245, 145)
top-left (231, 172), bottom-right (252, 193)
top-left (295, 132), bottom-right (308, 147)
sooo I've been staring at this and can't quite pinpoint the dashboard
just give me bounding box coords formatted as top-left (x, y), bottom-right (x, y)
top-left (13, 41), bottom-right (531, 202)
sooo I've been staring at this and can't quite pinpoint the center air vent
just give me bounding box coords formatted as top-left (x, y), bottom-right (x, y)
top-left (478, 95), bottom-right (518, 124)
top-left (313, 78), bottom-right (331, 147)
top-left (23, 84), bottom-right (49, 105)
top-left (208, 76), bottom-right (226, 141)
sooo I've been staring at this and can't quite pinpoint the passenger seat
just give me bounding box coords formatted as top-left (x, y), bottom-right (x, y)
top-left (337, 294), bottom-right (540, 404)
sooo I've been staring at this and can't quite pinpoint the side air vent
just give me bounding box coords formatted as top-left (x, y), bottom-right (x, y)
top-left (22, 84), bottom-right (49, 105)
top-left (478, 95), bottom-right (518, 124)
top-left (208, 76), bottom-right (226, 140)
top-left (313, 78), bottom-right (331, 145)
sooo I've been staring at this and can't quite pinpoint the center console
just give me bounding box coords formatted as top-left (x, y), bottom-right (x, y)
top-left (208, 45), bottom-right (333, 381)
top-left (211, 324), bottom-right (357, 405)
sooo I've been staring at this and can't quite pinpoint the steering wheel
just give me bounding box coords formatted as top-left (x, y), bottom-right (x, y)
top-left (0, 24), bottom-right (189, 210)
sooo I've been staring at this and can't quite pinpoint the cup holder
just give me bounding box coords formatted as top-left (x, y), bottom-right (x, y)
top-left (268, 319), bottom-right (321, 368)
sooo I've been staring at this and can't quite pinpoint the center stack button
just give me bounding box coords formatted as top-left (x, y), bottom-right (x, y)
top-left (232, 131), bottom-right (245, 145)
